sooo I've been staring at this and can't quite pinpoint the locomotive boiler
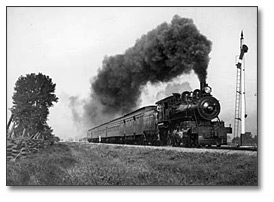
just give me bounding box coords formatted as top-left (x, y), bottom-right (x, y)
top-left (87, 81), bottom-right (232, 147)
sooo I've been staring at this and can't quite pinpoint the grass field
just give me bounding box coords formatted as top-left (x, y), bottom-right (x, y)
top-left (7, 142), bottom-right (258, 186)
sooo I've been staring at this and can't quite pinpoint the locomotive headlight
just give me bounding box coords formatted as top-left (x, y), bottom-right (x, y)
top-left (203, 102), bottom-right (209, 108)
top-left (198, 96), bottom-right (221, 120)
top-left (204, 86), bottom-right (212, 94)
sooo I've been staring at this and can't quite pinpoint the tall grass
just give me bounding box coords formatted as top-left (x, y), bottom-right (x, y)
top-left (7, 143), bottom-right (257, 185)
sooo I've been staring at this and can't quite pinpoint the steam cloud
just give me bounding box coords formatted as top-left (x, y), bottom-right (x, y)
top-left (156, 82), bottom-right (192, 100)
top-left (84, 15), bottom-right (212, 126)
top-left (68, 96), bottom-right (82, 129)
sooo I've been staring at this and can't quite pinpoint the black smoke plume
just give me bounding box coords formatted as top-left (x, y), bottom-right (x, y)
top-left (86, 15), bottom-right (212, 123)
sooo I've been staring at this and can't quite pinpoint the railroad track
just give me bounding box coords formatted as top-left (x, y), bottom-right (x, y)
top-left (76, 142), bottom-right (257, 156)
top-left (201, 145), bottom-right (257, 152)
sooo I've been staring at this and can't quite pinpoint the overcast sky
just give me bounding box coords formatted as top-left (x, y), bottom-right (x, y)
top-left (7, 7), bottom-right (257, 140)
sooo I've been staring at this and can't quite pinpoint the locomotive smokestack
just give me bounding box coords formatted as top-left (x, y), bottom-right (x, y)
top-left (200, 81), bottom-right (206, 92)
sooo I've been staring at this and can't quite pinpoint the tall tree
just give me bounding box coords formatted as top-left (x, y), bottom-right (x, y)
top-left (11, 73), bottom-right (58, 137)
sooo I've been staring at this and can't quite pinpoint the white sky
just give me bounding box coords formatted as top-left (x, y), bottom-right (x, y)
top-left (7, 7), bottom-right (257, 140)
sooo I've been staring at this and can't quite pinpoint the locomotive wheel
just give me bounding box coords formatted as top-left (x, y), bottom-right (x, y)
top-left (159, 129), bottom-right (168, 146)
top-left (173, 136), bottom-right (181, 147)
top-left (167, 136), bottom-right (173, 146)
top-left (191, 134), bottom-right (199, 148)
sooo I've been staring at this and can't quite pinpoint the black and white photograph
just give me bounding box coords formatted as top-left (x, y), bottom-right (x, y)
top-left (6, 7), bottom-right (258, 186)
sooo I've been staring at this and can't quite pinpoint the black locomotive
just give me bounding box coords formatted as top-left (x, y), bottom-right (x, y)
top-left (87, 81), bottom-right (232, 147)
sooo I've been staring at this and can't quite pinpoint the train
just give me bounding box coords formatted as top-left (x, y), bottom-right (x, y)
top-left (87, 81), bottom-right (232, 147)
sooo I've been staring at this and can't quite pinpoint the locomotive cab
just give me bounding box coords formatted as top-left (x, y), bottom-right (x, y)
top-left (156, 96), bottom-right (174, 122)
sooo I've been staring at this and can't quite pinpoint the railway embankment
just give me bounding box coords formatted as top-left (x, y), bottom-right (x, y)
top-left (7, 142), bottom-right (258, 185)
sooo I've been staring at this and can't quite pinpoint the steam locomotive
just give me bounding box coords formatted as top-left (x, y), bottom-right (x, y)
top-left (87, 82), bottom-right (232, 147)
